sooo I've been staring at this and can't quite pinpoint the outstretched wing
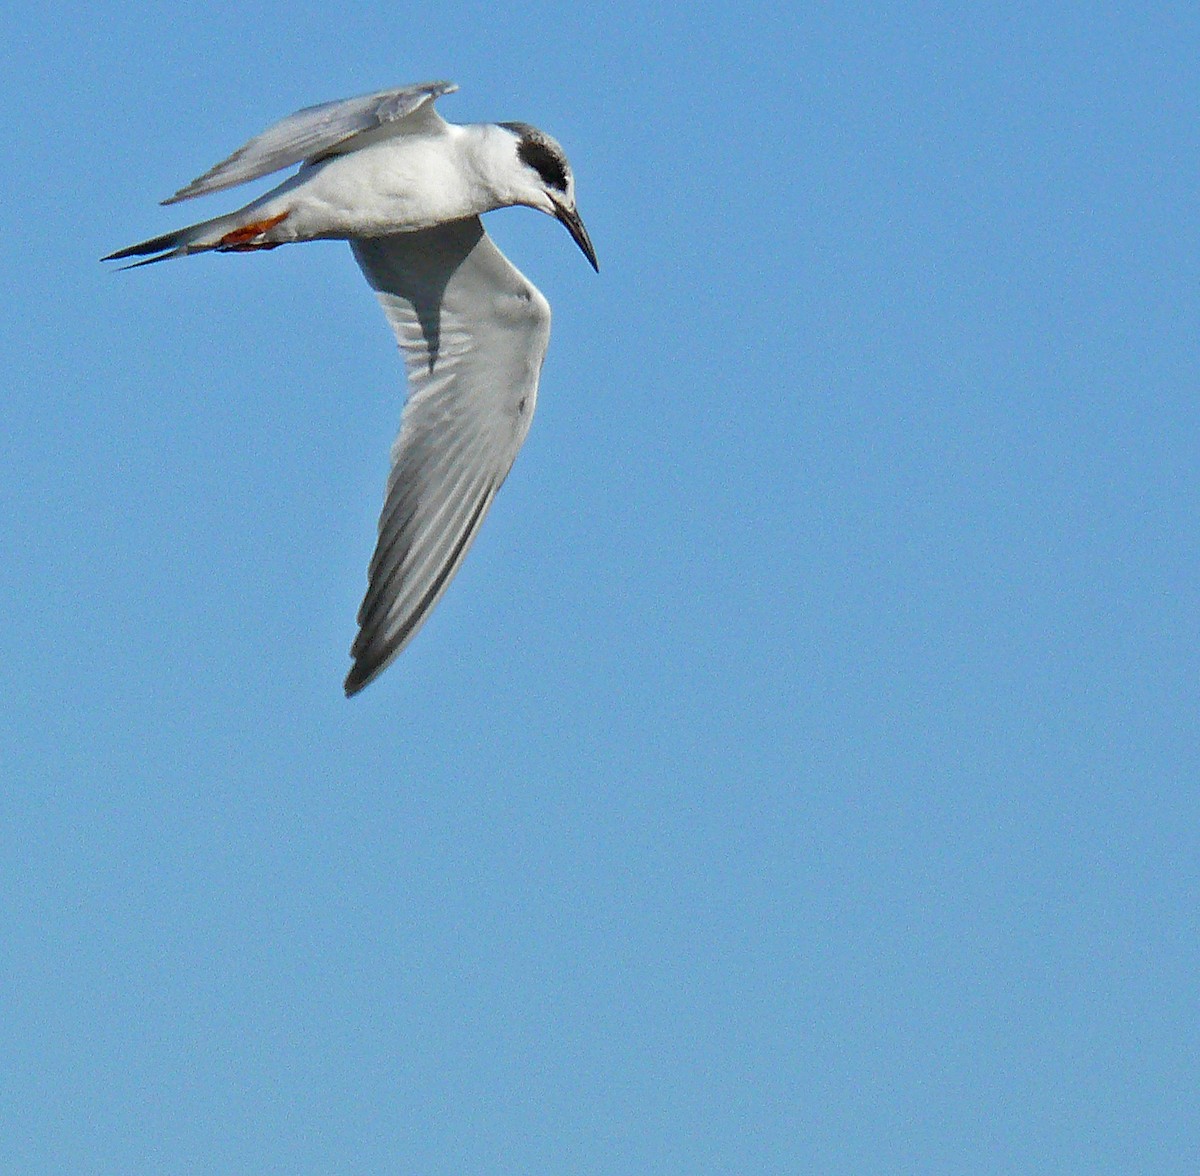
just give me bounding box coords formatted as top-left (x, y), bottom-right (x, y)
top-left (162, 80), bottom-right (457, 205)
top-left (345, 217), bottom-right (552, 695)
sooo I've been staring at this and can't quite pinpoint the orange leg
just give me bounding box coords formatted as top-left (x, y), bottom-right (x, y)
top-left (218, 211), bottom-right (290, 251)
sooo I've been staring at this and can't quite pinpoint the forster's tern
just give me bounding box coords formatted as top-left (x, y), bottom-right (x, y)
top-left (105, 81), bottom-right (597, 695)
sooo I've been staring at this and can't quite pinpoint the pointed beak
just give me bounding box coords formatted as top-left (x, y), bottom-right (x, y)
top-left (552, 199), bottom-right (599, 272)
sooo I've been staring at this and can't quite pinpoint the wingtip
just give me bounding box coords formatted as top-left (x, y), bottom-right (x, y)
top-left (343, 662), bottom-right (372, 697)
top-left (160, 173), bottom-right (221, 205)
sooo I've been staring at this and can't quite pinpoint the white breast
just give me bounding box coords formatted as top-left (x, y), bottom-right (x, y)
top-left (280, 129), bottom-right (492, 240)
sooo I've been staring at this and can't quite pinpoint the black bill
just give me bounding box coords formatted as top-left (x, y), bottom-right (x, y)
top-left (553, 201), bottom-right (599, 272)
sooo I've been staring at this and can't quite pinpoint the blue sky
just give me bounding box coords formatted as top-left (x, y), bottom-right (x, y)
top-left (3, 2), bottom-right (1198, 1171)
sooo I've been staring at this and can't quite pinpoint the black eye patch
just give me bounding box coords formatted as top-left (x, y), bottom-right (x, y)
top-left (517, 138), bottom-right (568, 192)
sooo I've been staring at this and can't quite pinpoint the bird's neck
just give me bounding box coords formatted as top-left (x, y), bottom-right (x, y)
top-left (457, 123), bottom-right (531, 211)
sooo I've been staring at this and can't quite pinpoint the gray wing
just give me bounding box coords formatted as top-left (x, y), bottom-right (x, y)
top-left (344, 217), bottom-right (552, 695)
top-left (162, 80), bottom-right (457, 205)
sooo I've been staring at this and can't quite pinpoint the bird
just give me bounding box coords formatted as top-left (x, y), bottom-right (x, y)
top-left (104, 81), bottom-right (598, 696)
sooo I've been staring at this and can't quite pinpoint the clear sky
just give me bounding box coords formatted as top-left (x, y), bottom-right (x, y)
top-left (3, 2), bottom-right (1198, 1172)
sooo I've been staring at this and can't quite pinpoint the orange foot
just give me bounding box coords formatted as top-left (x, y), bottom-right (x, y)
top-left (218, 212), bottom-right (290, 251)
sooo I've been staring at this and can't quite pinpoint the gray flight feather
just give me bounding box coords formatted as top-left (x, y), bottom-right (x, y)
top-left (162, 81), bottom-right (457, 205)
top-left (345, 216), bottom-right (551, 695)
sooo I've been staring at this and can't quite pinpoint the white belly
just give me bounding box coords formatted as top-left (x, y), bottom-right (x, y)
top-left (263, 135), bottom-right (491, 241)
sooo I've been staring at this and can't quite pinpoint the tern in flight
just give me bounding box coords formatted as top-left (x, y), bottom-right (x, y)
top-left (106, 81), bottom-right (598, 695)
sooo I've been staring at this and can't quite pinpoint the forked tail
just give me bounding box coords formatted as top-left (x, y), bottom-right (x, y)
top-left (103, 211), bottom-right (290, 268)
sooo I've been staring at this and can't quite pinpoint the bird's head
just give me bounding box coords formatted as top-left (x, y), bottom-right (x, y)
top-left (498, 122), bottom-right (598, 272)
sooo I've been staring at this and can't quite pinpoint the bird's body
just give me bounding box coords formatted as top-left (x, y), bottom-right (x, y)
top-left (160, 123), bottom-right (534, 247)
top-left (106, 81), bottom-right (597, 694)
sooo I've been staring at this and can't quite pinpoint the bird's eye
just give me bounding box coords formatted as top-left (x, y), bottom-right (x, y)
top-left (517, 138), bottom-right (568, 192)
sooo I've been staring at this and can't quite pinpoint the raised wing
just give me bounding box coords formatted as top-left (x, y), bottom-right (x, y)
top-left (345, 217), bottom-right (552, 695)
top-left (162, 81), bottom-right (457, 205)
